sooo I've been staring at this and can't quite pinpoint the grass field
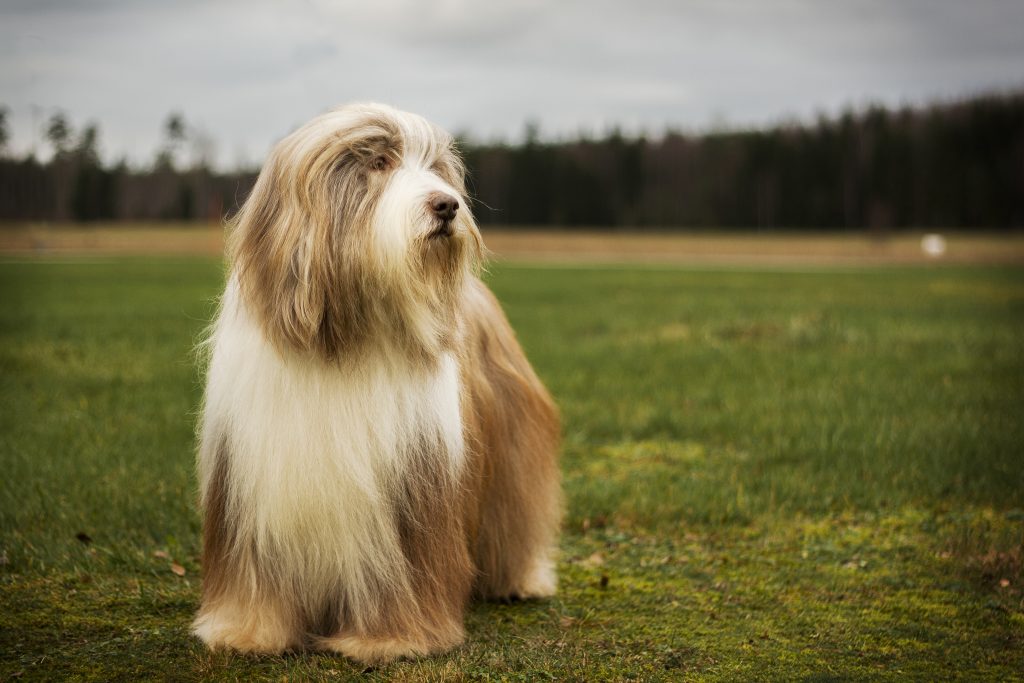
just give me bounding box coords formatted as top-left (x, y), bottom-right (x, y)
top-left (1, 251), bottom-right (1023, 680)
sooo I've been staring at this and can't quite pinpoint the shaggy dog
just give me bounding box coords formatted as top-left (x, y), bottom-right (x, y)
top-left (192, 103), bottom-right (562, 665)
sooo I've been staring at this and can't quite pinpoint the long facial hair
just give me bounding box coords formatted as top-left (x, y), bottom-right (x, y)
top-left (228, 105), bottom-right (483, 363)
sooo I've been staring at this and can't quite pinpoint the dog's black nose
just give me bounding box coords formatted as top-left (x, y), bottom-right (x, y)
top-left (429, 193), bottom-right (459, 221)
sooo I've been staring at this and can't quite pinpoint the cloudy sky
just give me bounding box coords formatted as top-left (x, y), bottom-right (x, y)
top-left (3, 0), bottom-right (1023, 169)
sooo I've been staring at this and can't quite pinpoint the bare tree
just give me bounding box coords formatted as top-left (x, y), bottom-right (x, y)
top-left (76, 123), bottom-right (100, 163)
top-left (155, 112), bottom-right (187, 170)
top-left (166, 113), bottom-right (185, 146)
top-left (46, 111), bottom-right (72, 158)
top-left (188, 126), bottom-right (217, 171)
top-left (0, 106), bottom-right (9, 156)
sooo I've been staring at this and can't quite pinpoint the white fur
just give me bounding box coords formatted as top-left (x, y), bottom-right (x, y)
top-left (197, 277), bottom-right (465, 626)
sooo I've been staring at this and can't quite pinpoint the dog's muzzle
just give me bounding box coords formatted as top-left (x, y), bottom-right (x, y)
top-left (428, 192), bottom-right (459, 238)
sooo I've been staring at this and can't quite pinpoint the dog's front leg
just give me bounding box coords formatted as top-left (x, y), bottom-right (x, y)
top-left (193, 441), bottom-right (305, 654)
top-left (318, 450), bottom-right (474, 665)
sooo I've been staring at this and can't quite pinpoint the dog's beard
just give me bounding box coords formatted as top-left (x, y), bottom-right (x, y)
top-left (417, 218), bottom-right (468, 280)
top-left (408, 215), bottom-right (475, 341)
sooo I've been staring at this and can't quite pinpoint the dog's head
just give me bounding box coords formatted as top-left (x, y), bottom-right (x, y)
top-left (229, 103), bottom-right (483, 362)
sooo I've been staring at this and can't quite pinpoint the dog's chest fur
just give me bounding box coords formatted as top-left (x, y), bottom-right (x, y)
top-left (200, 279), bottom-right (465, 592)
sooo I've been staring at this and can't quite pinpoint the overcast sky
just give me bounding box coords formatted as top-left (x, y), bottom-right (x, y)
top-left (3, 0), bottom-right (1023, 169)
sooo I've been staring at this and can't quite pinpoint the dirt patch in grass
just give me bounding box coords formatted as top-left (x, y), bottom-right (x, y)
top-left (943, 508), bottom-right (1024, 605)
top-left (3, 222), bottom-right (1023, 265)
top-left (0, 223), bottom-right (225, 257)
top-left (482, 229), bottom-right (1024, 266)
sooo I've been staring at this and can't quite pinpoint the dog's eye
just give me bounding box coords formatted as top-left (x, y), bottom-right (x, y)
top-left (431, 159), bottom-right (448, 176)
top-left (370, 155), bottom-right (391, 172)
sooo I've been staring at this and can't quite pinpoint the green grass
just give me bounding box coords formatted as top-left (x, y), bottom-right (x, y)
top-left (1, 258), bottom-right (1022, 681)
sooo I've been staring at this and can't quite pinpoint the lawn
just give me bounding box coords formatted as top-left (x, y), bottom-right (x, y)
top-left (1, 256), bottom-right (1022, 681)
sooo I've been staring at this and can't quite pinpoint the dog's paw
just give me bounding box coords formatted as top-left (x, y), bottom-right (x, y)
top-left (316, 622), bottom-right (464, 665)
top-left (486, 556), bottom-right (558, 602)
top-left (317, 634), bottom-right (429, 665)
top-left (516, 557), bottom-right (558, 599)
top-left (193, 608), bottom-right (296, 654)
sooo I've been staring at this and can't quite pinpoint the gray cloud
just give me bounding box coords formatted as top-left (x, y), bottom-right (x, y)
top-left (2, 0), bottom-right (1022, 168)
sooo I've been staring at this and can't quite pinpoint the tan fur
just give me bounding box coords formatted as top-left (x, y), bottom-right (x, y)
top-left (460, 280), bottom-right (563, 599)
top-left (194, 103), bottom-right (561, 665)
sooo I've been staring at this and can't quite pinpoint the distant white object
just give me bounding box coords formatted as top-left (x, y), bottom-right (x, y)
top-left (921, 233), bottom-right (947, 258)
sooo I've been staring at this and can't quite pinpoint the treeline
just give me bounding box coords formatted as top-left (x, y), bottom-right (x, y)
top-left (464, 91), bottom-right (1024, 229)
top-left (0, 111), bottom-right (255, 223)
top-left (1, 92), bottom-right (1022, 229)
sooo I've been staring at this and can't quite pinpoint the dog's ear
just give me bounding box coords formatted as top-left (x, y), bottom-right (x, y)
top-left (228, 147), bottom-right (339, 356)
